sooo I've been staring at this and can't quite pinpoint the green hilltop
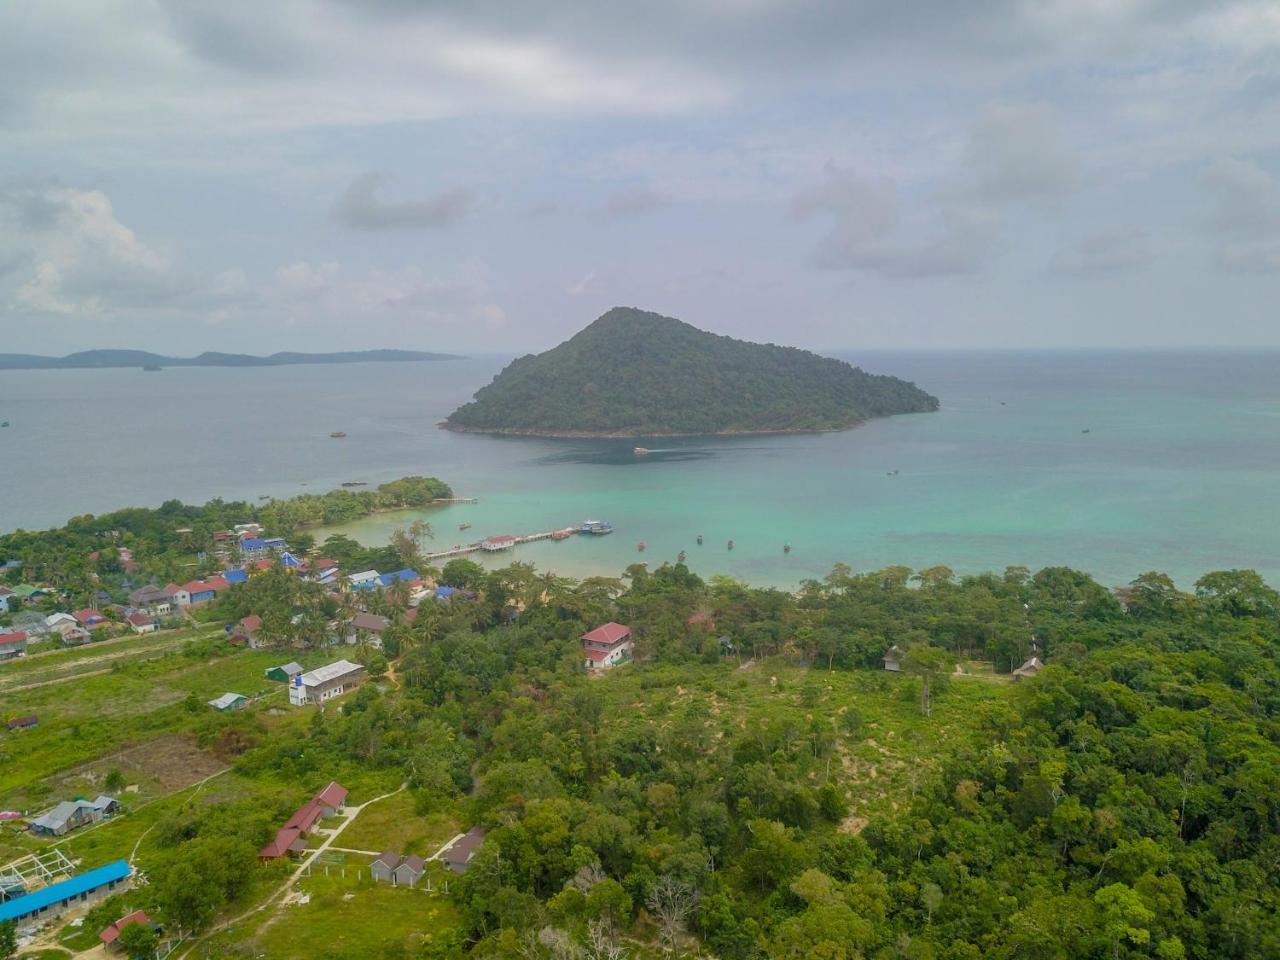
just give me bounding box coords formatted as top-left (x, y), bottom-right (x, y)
top-left (443, 306), bottom-right (939, 437)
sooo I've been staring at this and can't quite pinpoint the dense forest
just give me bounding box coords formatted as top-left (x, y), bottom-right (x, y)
top-left (140, 559), bottom-right (1278, 959)
top-left (0, 476), bottom-right (450, 601)
top-left (444, 307), bottom-right (939, 436)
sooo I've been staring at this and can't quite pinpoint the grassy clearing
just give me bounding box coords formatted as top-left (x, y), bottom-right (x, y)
top-left (0, 626), bottom-right (220, 691)
top-left (336, 791), bottom-right (460, 856)
top-left (214, 870), bottom-right (460, 960)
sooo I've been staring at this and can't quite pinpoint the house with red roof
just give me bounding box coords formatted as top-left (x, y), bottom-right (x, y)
top-left (73, 608), bottom-right (111, 628)
top-left (481, 534), bottom-right (517, 552)
top-left (99, 909), bottom-right (153, 947)
top-left (231, 614), bottom-right (262, 648)
top-left (259, 781), bottom-right (348, 860)
top-left (581, 622), bottom-right (633, 671)
top-left (126, 613), bottom-right (157, 635)
top-left (0, 631), bottom-right (28, 660)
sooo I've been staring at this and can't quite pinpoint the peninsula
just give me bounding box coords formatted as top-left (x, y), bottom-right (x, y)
top-left (0, 348), bottom-right (462, 370)
top-left (443, 306), bottom-right (938, 437)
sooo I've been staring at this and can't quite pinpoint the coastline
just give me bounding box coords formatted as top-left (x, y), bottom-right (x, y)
top-left (437, 420), bottom-right (866, 439)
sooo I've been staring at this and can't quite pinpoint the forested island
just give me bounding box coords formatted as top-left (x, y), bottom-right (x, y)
top-left (443, 307), bottom-right (939, 437)
top-left (0, 349), bottom-right (462, 370)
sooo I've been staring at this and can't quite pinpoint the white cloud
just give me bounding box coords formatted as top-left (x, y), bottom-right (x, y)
top-left (334, 174), bottom-right (476, 230)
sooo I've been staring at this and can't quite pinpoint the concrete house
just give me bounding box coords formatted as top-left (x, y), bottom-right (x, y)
top-left (0, 860), bottom-right (131, 932)
top-left (126, 613), bottom-right (157, 634)
top-left (581, 622), bottom-right (633, 671)
top-left (394, 855), bottom-right (426, 887)
top-left (882, 644), bottom-right (905, 672)
top-left (127, 585), bottom-right (173, 616)
top-left (0, 631), bottom-right (28, 660)
top-left (348, 612), bottom-right (390, 648)
top-left (99, 909), bottom-right (155, 949)
top-left (370, 850), bottom-right (400, 883)
top-left (288, 660), bottom-right (366, 706)
top-left (231, 614), bottom-right (262, 648)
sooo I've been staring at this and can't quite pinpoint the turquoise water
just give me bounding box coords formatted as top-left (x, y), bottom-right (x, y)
top-left (4, 352), bottom-right (1279, 588)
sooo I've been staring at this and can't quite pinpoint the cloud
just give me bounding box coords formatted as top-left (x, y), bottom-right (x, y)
top-left (601, 188), bottom-right (669, 218)
top-left (966, 101), bottom-right (1079, 200)
top-left (0, 179), bottom-right (174, 317)
top-left (1050, 229), bottom-right (1153, 275)
top-left (334, 174), bottom-right (475, 230)
top-left (1200, 157), bottom-right (1280, 272)
top-left (791, 164), bottom-right (993, 277)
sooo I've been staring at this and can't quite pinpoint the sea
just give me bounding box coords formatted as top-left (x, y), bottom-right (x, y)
top-left (3, 351), bottom-right (1279, 590)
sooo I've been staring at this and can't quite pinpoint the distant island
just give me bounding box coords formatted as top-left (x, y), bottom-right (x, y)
top-left (442, 306), bottom-right (939, 437)
top-left (0, 348), bottom-right (463, 370)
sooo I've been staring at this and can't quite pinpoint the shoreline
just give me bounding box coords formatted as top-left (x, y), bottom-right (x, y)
top-left (438, 421), bottom-right (865, 439)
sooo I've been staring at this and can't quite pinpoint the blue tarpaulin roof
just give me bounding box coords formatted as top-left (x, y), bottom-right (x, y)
top-left (240, 538), bottom-right (266, 549)
top-left (224, 570), bottom-right (249, 584)
top-left (435, 586), bottom-right (457, 598)
top-left (378, 569), bottom-right (419, 587)
top-left (0, 860), bottom-right (130, 922)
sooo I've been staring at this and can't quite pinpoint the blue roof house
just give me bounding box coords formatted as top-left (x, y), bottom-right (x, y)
top-left (224, 569), bottom-right (249, 585)
top-left (0, 860), bottom-right (131, 930)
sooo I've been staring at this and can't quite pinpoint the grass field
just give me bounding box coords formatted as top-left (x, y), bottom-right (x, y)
top-left (336, 791), bottom-right (460, 856)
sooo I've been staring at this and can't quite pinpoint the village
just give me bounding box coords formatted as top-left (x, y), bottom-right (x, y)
top-left (0, 517), bottom-right (641, 958)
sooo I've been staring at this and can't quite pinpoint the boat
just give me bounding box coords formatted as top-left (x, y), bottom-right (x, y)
top-left (637, 541), bottom-right (646, 552)
top-left (1081, 428), bottom-right (1091, 434)
top-left (677, 550), bottom-right (687, 563)
top-left (551, 529), bottom-right (572, 541)
top-left (340, 481), bottom-right (367, 487)
top-left (142, 364), bottom-right (162, 372)
top-left (330, 431), bottom-right (347, 438)
top-left (633, 447), bottom-right (650, 456)
top-left (783, 544), bottom-right (791, 554)
top-left (696, 534), bottom-right (703, 545)
top-left (0, 421), bottom-right (8, 428)
top-left (887, 469), bottom-right (899, 476)
top-left (727, 539), bottom-right (735, 550)
top-left (579, 520), bottom-right (613, 536)
top-left (459, 522), bottom-right (472, 531)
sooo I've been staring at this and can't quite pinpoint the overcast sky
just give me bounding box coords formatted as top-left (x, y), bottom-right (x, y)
top-left (3, 1), bottom-right (1280, 355)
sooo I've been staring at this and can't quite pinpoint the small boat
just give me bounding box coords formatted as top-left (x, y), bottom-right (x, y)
top-left (633, 447), bottom-right (650, 456)
top-left (886, 469), bottom-right (899, 476)
top-left (0, 421), bottom-right (8, 428)
top-left (727, 539), bottom-right (735, 550)
top-left (579, 520), bottom-right (614, 536)
top-left (142, 364), bottom-right (162, 372)
top-left (637, 541), bottom-right (646, 552)
top-left (459, 522), bottom-right (472, 531)
top-left (696, 534), bottom-right (703, 545)
top-left (340, 481), bottom-right (367, 487)
top-left (677, 550), bottom-right (688, 563)
top-left (783, 544), bottom-right (791, 554)
top-left (1081, 428), bottom-right (1091, 434)
top-left (259, 495), bottom-right (270, 500)
top-left (330, 431), bottom-right (347, 438)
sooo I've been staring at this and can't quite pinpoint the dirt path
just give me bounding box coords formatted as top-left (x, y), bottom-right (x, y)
top-left (1, 628), bottom-right (218, 692)
top-left (172, 783), bottom-right (407, 959)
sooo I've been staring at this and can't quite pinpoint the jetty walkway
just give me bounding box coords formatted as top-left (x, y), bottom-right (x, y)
top-left (423, 526), bottom-right (580, 562)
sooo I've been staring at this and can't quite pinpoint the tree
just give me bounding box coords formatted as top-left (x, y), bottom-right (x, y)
top-left (0, 920), bottom-right (16, 960)
top-left (117, 920), bottom-right (159, 959)
top-left (645, 876), bottom-right (699, 955)
top-left (901, 645), bottom-right (954, 717)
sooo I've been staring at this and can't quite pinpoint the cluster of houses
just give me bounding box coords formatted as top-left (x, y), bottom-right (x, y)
top-left (881, 644), bottom-right (1045, 680)
top-left (259, 781), bottom-right (348, 860)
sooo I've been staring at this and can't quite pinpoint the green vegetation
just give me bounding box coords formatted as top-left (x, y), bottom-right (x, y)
top-left (3, 547), bottom-right (1277, 959)
top-left (444, 307), bottom-right (938, 436)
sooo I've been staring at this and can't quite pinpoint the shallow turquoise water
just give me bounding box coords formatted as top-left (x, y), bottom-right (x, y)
top-left (3, 351), bottom-right (1278, 588)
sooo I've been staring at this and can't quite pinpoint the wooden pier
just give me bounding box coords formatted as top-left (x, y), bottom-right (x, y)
top-left (422, 527), bottom-right (580, 562)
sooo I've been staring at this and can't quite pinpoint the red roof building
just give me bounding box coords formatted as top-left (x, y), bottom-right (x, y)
top-left (581, 622), bottom-right (633, 671)
top-left (581, 622), bottom-right (631, 645)
top-left (100, 910), bottom-right (151, 945)
top-left (259, 781), bottom-right (348, 859)
top-left (73, 608), bottom-right (109, 626)
top-left (315, 781), bottom-right (348, 813)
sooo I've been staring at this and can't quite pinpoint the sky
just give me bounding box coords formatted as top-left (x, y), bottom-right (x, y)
top-left (2, 0), bottom-right (1280, 355)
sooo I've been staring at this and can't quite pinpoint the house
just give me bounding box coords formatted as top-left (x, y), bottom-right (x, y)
top-left (208, 692), bottom-right (249, 711)
top-left (1012, 656), bottom-right (1044, 681)
top-left (315, 781), bottom-right (348, 817)
top-left (440, 826), bottom-right (486, 873)
top-left (30, 796), bottom-right (120, 836)
top-left (239, 538), bottom-right (271, 560)
top-left (481, 535), bottom-right (516, 552)
top-left (179, 577), bottom-right (227, 606)
top-left (0, 587), bottom-right (13, 612)
top-left (0, 860), bottom-right (131, 932)
top-left (882, 644), bottom-right (905, 672)
top-left (370, 850), bottom-right (400, 884)
top-left (288, 660), bottom-right (366, 706)
top-left (164, 582), bottom-right (187, 606)
top-left (127, 585), bottom-right (173, 616)
top-left (73, 608), bottom-right (111, 628)
top-left (126, 613), bottom-right (157, 635)
top-left (7, 715), bottom-right (38, 732)
top-left (231, 614), bottom-right (262, 648)
top-left (46, 614), bottom-right (90, 645)
top-left (434, 586), bottom-right (457, 602)
top-left (347, 570), bottom-right (380, 589)
top-left (581, 622), bottom-right (633, 671)
top-left (348, 612), bottom-right (390, 648)
top-left (259, 782), bottom-right (347, 860)
top-left (223, 569), bottom-right (249, 586)
top-left (0, 631), bottom-right (28, 660)
top-left (394, 854), bottom-right (426, 887)
top-left (100, 910), bottom-right (155, 948)
top-left (265, 661), bottom-right (304, 683)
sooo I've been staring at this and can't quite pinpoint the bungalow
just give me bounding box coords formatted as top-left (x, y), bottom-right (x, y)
top-left (165, 582), bottom-right (188, 607)
top-left (1012, 656), bottom-right (1044, 681)
top-left (348, 612), bottom-right (390, 648)
top-left (259, 781), bottom-right (348, 860)
top-left (347, 569), bottom-right (381, 590)
top-left (230, 614), bottom-right (263, 648)
top-left (208, 692), bottom-right (249, 711)
top-left (73, 608), bottom-right (111, 628)
top-left (370, 850), bottom-right (400, 884)
top-left (0, 860), bottom-right (131, 932)
top-left (100, 909), bottom-right (156, 949)
top-left (581, 622), bottom-right (633, 671)
top-left (126, 613), bottom-right (157, 635)
top-left (315, 781), bottom-right (348, 817)
top-left (370, 852), bottom-right (425, 886)
top-left (882, 644), bottom-right (905, 672)
top-left (265, 661), bottom-right (304, 683)
top-left (440, 826), bottom-right (486, 874)
top-left (30, 796), bottom-right (120, 836)
top-left (481, 535), bottom-right (516, 552)
top-left (45, 614), bottom-right (90, 645)
top-left (179, 576), bottom-right (227, 606)
top-left (0, 631), bottom-right (27, 660)
top-left (288, 660), bottom-right (366, 706)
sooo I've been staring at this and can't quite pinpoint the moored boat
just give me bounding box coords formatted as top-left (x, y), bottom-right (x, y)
top-left (579, 520), bottom-right (614, 535)
top-left (330, 431), bottom-right (347, 438)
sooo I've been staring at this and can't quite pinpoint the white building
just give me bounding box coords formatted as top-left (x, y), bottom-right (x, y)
top-left (289, 659), bottom-right (367, 706)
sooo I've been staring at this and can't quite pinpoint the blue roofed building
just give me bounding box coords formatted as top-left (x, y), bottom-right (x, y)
top-left (0, 860), bottom-right (131, 931)
top-left (435, 586), bottom-right (457, 602)
top-left (377, 569), bottom-right (419, 588)
top-left (239, 538), bottom-right (270, 560)
top-left (224, 569), bottom-right (249, 585)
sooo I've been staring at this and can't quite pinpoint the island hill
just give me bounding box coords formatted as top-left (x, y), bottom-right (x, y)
top-left (0, 348), bottom-right (462, 370)
top-left (442, 307), bottom-right (939, 437)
